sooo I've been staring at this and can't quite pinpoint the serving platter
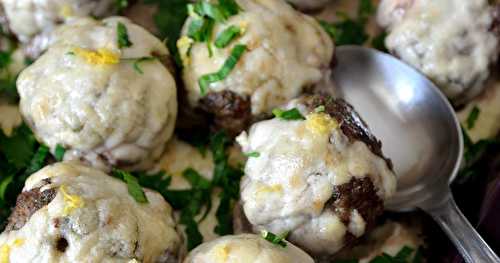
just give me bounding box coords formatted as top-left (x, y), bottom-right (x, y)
top-left (0, 0), bottom-right (499, 262)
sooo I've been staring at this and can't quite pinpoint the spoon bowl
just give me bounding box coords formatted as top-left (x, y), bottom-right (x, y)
top-left (331, 46), bottom-right (499, 262)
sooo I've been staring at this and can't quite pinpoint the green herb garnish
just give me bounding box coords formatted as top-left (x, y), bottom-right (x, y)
top-left (144, 0), bottom-right (188, 66)
top-left (261, 231), bottom-right (287, 247)
top-left (198, 44), bottom-right (247, 95)
top-left (272, 108), bottom-right (305, 121)
top-left (112, 169), bottom-right (149, 203)
top-left (115, 0), bottom-right (129, 12)
top-left (314, 105), bottom-right (326, 113)
top-left (318, 0), bottom-right (375, 46)
top-left (214, 25), bottom-right (241, 48)
top-left (54, 144), bottom-right (65, 162)
top-left (117, 22), bottom-right (133, 49)
top-left (372, 31), bottom-right (388, 52)
top-left (0, 125), bottom-right (49, 231)
top-left (466, 106), bottom-right (480, 129)
top-left (244, 151), bottom-right (260, 158)
top-left (132, 57), bottom-right (156, 74)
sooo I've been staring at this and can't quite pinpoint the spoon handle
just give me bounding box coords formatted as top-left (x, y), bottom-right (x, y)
top-left (428, 196), bottom-right (500, 263)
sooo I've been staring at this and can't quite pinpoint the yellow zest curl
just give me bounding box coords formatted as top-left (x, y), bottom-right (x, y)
top-left (0, 239), bottom-right (25, 263)
top-left (305, 112), bottom-right (338, 135)
top-left (60, 185), bottom-right (84, 216)
top-left (73, 47), bottom-right (120, 65)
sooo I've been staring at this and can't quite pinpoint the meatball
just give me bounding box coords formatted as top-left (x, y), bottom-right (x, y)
top-left (0, 162), bottom-right (182, 262)
top-left (235, 95), bottom-right (397, 257)
top-left (17, 17), bottom-right (178, 171)
top-left (184, 234), bottom-right (314, 263)
top-left (180, 0), bottom-right (334, 135)
top-left (1, 0), bottom-right (116, 43)
top-left (377, 0), bottom-right (500, 104)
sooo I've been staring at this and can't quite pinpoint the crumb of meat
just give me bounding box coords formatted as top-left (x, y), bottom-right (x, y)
top-left (302, 95), bottom-right (393, 169)
top-left (5, 180), bottom-right (57, 231)
top-left (199, 90), bottom-right (252, 137)
top-left (326, 177), bottom-right (384, 246)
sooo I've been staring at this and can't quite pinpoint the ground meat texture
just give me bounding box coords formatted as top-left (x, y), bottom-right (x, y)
top-left (184, 234), bottom-right (315, 263)
top-left (181, 0), bottom-right (334, 132)
top-left (0, 162), bottom-right (182, 263)
top-left (199, 91), bottom-right (252, 137)
top-left (377, 0), bottom-right (500, 104)
top-left (5, 180), bottom-right (57, 232)
top-left (236, 95), bottom-right (396, 256)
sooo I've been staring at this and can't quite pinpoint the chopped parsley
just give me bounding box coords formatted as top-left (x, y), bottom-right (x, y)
top-left (0, 124), bottom-right (50, 231)
top-left (261, 231), bottom-right (287, 247)
top-left (244, 151), bottom-right (260, 158)
top-left (54, 144), bottom-right (65, 162)
top-left (318, 0), bottom-right (375, 46)
top-left (209, 131), bottom-right (244, 236)
top-left (115, 0), bottom-right (129, 12)
top-left (112, 169), bottom-right (149, 203)
top-left (185, 0), bottom-right (241, 61)
top-left (144, 0), bottom-right (189, 65)
top-left (0, 50), bottom-right (18, 103)
top-left (272, 108), bottom-right (305, 121)
top-left (132, 57), bottom-right (156, 74)
top-left (214, 25), bottom-right (242, 48)
top-left (371, 31), bottom-right (388, 52)
top-left (198, 44), bottom-right (247, 95)
top-left (117, 22), bottom-right (133, 49)
top-left (314, 105), bottom-right (326, 113)
top-left (466, 106), bottom-right (481, 130)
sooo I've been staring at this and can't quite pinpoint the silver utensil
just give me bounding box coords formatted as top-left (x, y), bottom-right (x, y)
top-left (331, 46), bottom-right (499, 263)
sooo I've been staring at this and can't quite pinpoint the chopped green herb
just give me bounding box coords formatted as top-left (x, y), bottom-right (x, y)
top-left (132, 57), bottom-right (156, 74)
top-left (188, 18), bottom-right (214, 42)
top-left (318, 0), bottom-right (375, 46)
top-left (144, 0), bottom-right (188, 66)
top-left (272, 108), bottom-right (305, 121)
top-left (112, 169), bottom-right (149, 203)
top-left (54, 144), bottom-right (65, 162)
top-left (371, 31), bottom-right (388, 52)
top-left (244, 151), bottom-right (260, 158)
top-left (0, 124), bottom-right (37, 170)
top-left (198, 44), bottom-right (247, 95)
top-left (66, 51), bottom-right (75, 56)
top-left (0, 51), bottom-right (12, 69)
top-left (209, 131), bottom-right (243, 235)
top-left (115, 0), bottom-right (129, 12)
top-left (218, 0), bottom-right (240, 17)
top-left (23, 145), bottom-right (50, 176)
top-left (369, 253), bottom-right (393, 263)
top-left (314, 105), bottom-right (326, 113)
top-left (466, 106), bottom-right (481, 130)
top-left (394, 246), bottom-right (414, 261)
top-left (117, 22), bottom-right (133, 49)
top-left (214, 25), bottom-right (241, 48)
top-left (0, 124), bottom-right (49, 231)
top-left (261, 231), bottom-right (287, 247)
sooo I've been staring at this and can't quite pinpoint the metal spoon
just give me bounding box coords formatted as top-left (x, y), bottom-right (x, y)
top-left (331, 46), bottom-right (499, 263)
